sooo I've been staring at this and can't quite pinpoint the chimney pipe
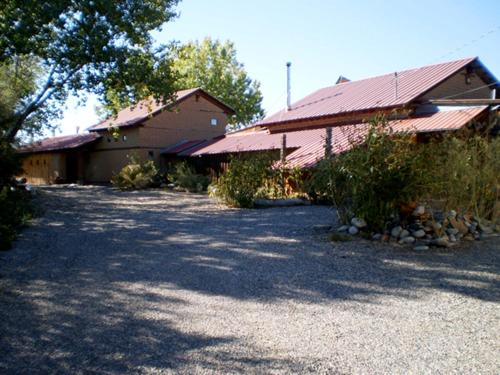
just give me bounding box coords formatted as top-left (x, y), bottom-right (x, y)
top-left (76, 126), bottom-right (80, 134)
top-left (491, 88), bottom-right (497, 100)
top-left (286, 62), bottom-right (291, 111)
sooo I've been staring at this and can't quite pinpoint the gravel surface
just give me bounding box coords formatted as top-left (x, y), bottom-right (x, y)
top-left (0, 186), bottom-right (499, 374)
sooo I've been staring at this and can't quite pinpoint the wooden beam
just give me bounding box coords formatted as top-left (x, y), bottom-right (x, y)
top-left (426, 99), bottom-right (500, 106)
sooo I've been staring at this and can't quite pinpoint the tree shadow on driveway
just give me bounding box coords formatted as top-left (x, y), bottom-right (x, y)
top-left (0, 186), bottom-right (498, 373)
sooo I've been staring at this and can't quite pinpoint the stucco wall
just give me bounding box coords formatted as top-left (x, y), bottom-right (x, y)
top-left (85, 148), bottom-right (150, 183)
top-left (140, 95), bottom-right (228, 149)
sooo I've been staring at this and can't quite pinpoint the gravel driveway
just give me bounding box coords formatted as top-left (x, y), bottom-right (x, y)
top-left (0, 186), bottom-right (499, 374)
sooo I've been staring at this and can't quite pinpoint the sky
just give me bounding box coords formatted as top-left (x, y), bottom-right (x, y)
top-left (58, 0), bottom-right (500, 136)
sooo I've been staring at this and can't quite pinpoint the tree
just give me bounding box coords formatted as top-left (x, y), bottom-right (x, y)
top-left (170, 38), bottom-right (265, 128)
top-left (0, 0), bottom-right (180, 142)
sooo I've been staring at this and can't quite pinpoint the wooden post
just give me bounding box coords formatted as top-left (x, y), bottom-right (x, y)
top-left (280, 133), bottom-right (287, 163)
top-left (325, 127), bottom-right (332, 158)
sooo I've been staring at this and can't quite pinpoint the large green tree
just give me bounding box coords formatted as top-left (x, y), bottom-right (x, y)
top-left (170, 38), bottom-right (264, 128)
top-left (0, 0), bottom-right (180, 142)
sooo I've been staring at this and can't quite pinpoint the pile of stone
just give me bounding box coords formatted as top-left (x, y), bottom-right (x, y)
top-left (335, 205), bottom-right (498, 251)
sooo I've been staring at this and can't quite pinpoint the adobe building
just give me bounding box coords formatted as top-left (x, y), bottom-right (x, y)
top-left (166, 57), bottom-right (499, 170)
top-left (19, 88), bottom-right (234, 184)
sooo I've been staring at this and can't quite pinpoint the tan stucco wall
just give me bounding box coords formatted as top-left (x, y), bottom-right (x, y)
top-left (92, 127), bottom-right (141, 151)
top-left (140, 95), bottom-right (228, 149)
top-left (20, 153), bottom-right (66, 185)
top-left (422, 68), bottom-right (492, 100)
top-left (85, 94), bottom-right (229, 180)
top-left (85, 148), bottom-right (150, 183)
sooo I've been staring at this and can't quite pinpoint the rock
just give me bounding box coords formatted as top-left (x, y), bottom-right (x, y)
top-left (381, 234), bottom-right (390, 242)
top-left (399, 229), bottom-right (410, 239)
top-left (432, 237), bottom-right (451, 248)
top-left (348, 226), bottom-right (359, 235)
top-left (448, 210), bottom-right (457, 218)
top-left (372, 233), bottom-right (383, 241)
top-left (449, 217), bottom-right (468, 234)
top-left (446, 228), bottom-right (459, 236)
top-left (412, 229), bottom-right (426, 238)
top-left (399, 236), bottom-right (416, 244)
top-left (449, 234), bottom-right (457, 242)
top-left (167, 183), bottom-right (176, 188)
top-left (412, 205), bottom-right (426, 216)
top-left (351, 217), bottom-right (367, 229)
top-left (463, 234), bottom-right (474, 241)
top-left (414, 245), bottom-right (429, 251)
top-left (336, 225), bottom-right (349, 232)
top-left (391, 226), bottom-right (402, 238)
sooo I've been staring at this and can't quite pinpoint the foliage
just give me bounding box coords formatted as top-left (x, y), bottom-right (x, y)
top-left (167, 162), bottom-right (210, 193)
top-left (0, 0), bottom-right (180, 141)
top-left (307, 114), bottom-right (429, 230)
top-left (211, 154), bottom-right (306, 208)
top-left (258, 164), bottom-right (306, 199)
top-left (0, 141), bottom-right (34, 250)
top-left (111, 154), bottom-right (158, 191)
top-left (306, 157), bottom-right (353, 223)
top-left (307, 114), bottom-right (500, 230)
top-left (426, 133), bottom-right (500, 222)
top-left (211, 154), bottom-right (274, 208)
top-left (169, 38), bottom-right (265, 128)
top-left (0, 185), bottom-right (34, 251)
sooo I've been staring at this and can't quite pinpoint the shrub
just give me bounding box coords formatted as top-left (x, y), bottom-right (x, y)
top-left (426, 133), bottom-right (500, 222)
top-left (0, 186), bottom-right (34, 250)
top-left (307, 114), bottom-right (499, 230)
top-left (211, 154), bottom-right (273, 208)
top-left (111, 153), bottom-right (158, 190)
top-left (168, 162), bottom-right (210, 193)
top-left (307, 114), bottom-right (429, 230)
top-left (0, 141), bottom-right (34, 250)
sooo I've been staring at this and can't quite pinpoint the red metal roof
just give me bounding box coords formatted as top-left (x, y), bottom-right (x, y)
top-left (160, 139), bottom-right (209, 155)
top-left (186, 107), bottom-right (486, 168)
top-left (19, 133), bottom-right (101, 153)
top-left (88, 88), bottom-right (234, 131)
top-left (258, 57), bottom-right (477, 126)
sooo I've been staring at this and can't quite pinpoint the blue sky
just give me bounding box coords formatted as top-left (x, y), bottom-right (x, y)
top-left (59, 0), bottom-right (500, 135)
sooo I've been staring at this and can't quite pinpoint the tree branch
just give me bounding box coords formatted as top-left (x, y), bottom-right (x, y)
top-left (3, 64), bottom-right (80, 142)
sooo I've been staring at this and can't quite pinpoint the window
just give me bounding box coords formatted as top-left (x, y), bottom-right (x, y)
top-left (122, 135), bottom-right (127, 142)
top-left (148, 151), bottom-right (154, 158)
top-left (210, 118), bottom-right (218, 126)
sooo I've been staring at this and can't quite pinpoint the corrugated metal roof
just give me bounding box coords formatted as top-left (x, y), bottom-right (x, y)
top-left (258, 57), bottom-right (477, 126)
top-left (186, 107), bottom-right (486, 168)
top-left (88, 88), bottom-right (234, 131)
top-left (19, 133), bottom-right (101, 153)
top-left (160, 139), bottom-right (208, 155)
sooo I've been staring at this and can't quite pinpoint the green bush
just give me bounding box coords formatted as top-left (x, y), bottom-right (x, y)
top-left (0, 186), bottom-right (34, 250)
top-left (426, 133), bottom-right (499, 222)
top-left (0, 141), bottom-right (34, 250)
top-left (306, 157), bottom-right (353, 223)
top-left (111, 153), bottom-right (158, 190)
top-left (211, 154), bottom-right (274, 208)
top-left (307, 114), bottom-right (429, 230)
top-left (306, 114), bottom-right (499, 230)
top-left (168, 162), bottom-right (210, 193)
